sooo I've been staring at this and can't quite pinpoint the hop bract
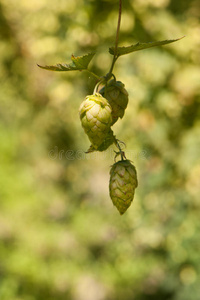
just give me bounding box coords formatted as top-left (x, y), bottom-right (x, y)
top-left (86, 128), bottom-right (115, 153)
top-left (109, 160), bottom-right (138, 215)
top-left (99, 79), bottom-right (129, 125)
top-left (79, 93), bottom-right (112, 149)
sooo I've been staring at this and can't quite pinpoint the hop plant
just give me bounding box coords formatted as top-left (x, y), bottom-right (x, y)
top-left (99, 79), bottom-right (129, 125)
top-left (38, 0), bottom-right (183, 215)
top-left (109, 159), bottom-right (138, 215)
top-left (79, 93), bottom-right (112, 149)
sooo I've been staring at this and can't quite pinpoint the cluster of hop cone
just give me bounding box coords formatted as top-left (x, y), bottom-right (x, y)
top-left (79, 77), bottom-right (138, 215)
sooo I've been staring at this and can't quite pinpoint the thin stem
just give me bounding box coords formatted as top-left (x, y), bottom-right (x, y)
top-left (86, 69), bottom-right (102, 81)
top-left (93, 78), bottom-right (106, 94)
top-left (108, 0), bottom-right (122, 76)
top-left (114, 136), bottom-right (126, 161)
top-left (114, 0), bottom-right (122, 58)
top-left (108, 56), bottom-right (118, 77)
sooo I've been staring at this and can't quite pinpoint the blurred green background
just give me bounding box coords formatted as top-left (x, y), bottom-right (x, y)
top-left (0, 0), bottom-right (200, 299)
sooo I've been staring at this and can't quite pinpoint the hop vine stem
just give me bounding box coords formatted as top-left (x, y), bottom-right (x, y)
top-left (108, 0), bottom-right (122, 77)
top-left (114, 136), bottom-right (126, 161)
top-left (88, 0), bottom-right (122, 83)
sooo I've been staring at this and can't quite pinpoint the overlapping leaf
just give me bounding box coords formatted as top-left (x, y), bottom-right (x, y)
top-left (109, 37), bottom-right (184, 57)
top-left (38, 52), bottom-right (95, 71)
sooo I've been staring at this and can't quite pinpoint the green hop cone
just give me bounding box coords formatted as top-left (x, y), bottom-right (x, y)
top-left (99, 79), bottom-right (129, 125)
top-left (86, 128), bottom-right (115, 153)
top-left (79, 93), bottom-right (112, 149)
top-left (109, 160), bottom-right (138, 215)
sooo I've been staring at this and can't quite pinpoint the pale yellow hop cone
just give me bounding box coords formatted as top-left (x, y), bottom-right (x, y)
top-left (79, 93), bottom-right (112, 149)
top-left (109, 160), bottom-right (138, 215)
top-left (99, 79), bottom-right (129, 125)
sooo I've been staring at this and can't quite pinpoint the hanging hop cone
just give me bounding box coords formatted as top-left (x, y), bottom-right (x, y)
top-left (86, 128), bottom-right (115, 153)
top-left (109, 160), bottom-right (138, 215)
top-left (99, 79), bottom-right (129, 125)
top-left (79, 93), bottom-right (112, 149)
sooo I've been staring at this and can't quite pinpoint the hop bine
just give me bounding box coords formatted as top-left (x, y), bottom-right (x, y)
top-left (99, 79), bottom-right (129, 125)
top-left (79, 93), bottom-right (113, 149)
top-left (109, 160), bottom-right (138, 215)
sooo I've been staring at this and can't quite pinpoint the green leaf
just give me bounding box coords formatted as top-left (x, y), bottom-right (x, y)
top-left (37, 52), bottom-right (95, 72)
top-left (109, 36), bottom-right (185, 56)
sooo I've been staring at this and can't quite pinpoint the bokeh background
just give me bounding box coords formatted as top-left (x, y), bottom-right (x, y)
top-left (0, 0), bottom-right (200, 299)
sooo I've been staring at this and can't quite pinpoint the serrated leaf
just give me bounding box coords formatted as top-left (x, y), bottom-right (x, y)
top-left (38, 52), bottom-right (95, 72)
top-left (109, 37), bottom-right (185, 56)
top-left (37, 62), bottom-right (77, 71)
top-left (71, 53), bottom-right (95, 69)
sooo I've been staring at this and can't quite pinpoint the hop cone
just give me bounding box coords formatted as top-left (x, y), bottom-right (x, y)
top-left (109, 160), bottom-right (138, 215)
top-left (79, 93), bottom-right (112, 149)
top-left (99, 79), bottom-right (129, 125)
top-left (86, 128), bottom-right (115, 153)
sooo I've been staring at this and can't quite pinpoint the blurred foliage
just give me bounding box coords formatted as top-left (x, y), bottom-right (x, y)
top-left (0, 0), bottom-right (200, 299)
